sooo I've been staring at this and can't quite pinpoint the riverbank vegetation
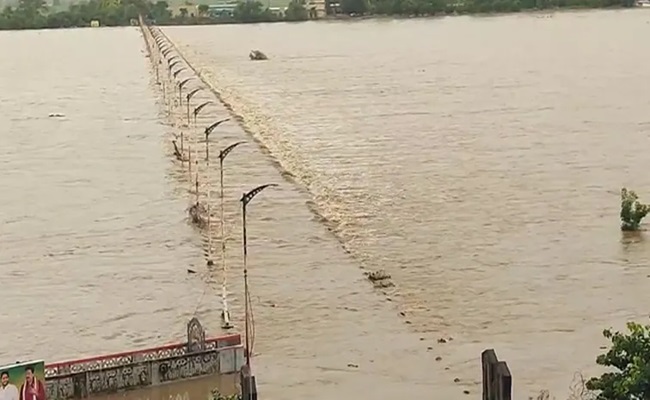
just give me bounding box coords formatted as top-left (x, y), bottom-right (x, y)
top-left (535, 320), bottom-right (650, 400)
top-left (584, 321), bottom-right (650, 400)
top-left (0, 0), bottom-right (310, 29)
top-left (0, 0), bottom-right (640, 31)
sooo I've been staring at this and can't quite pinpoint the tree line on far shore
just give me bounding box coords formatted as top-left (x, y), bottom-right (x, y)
top-left (0, 0), bottom-right (312, 29)
top-left (0, 0), bottom-right (638, 31)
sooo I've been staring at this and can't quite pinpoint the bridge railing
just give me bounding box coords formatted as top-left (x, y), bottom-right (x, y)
top-left (45, 331), bottom-right (240, 378)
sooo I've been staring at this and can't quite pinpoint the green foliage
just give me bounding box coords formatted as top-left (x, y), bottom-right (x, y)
top-left (284, 0), bottom-right (308, 20)
top-left (0, 0), bottom-right (160, 29)
top-left (620, 188), bottom-right (650, 231)
top-left (150, 1), bottom-right (172, 22)
top-left (586, 321), bottom-right (650, 400)
top-left (0, 0), bottom-right (639, 30)
top-left (209, 389), bottom-right (241, 400)
top-left (233, 0), bottom-right (273, 22)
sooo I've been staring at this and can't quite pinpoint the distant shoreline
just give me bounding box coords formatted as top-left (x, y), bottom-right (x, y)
top-left (148, 6), bottom-right (639, 27)
top-left (0, 4), bottom-right (643, 32)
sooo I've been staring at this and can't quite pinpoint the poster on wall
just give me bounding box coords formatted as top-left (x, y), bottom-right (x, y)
top-left (0, 360), bottom-right (47, 400)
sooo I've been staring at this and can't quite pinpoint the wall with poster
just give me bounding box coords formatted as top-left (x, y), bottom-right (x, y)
top-left (0, 360), bottom-right (47, 400)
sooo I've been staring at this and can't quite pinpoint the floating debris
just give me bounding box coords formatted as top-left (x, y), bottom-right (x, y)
top-left (48, 112), bottom-right (65, 118)
top-left (366, 270), bottom-right (391, 281)
top-left (188, 202), bottom-right (208, 228)
top-left (249, 50), bottom-right (268, 61)
top-left (364, 269), bottom-right (395, 289)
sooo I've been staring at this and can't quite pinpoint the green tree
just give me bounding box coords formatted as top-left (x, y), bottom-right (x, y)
top-left (197, 3), bottom-right (208, 15)
top-left (150, 0), bottom-right (172, 23)
top-left (233, 0), bottom-right (271, 22)
top-left (285, 0), bottom-right (308, 20)
top-left (586, 321), bottom-right (650, 400)
top-left (620, 188), bottom-right (649, 231)
top-left (0, 0), bottom-right (175, 29)
top-left (178, 6), bottom-right (188, 17)
top-left (17, 0), bottom-right (46, 16)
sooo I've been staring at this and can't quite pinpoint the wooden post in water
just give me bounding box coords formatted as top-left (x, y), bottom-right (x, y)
top-left (481, 349), bottom-right (512, 400)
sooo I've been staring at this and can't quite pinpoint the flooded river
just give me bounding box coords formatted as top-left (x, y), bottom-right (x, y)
top-left (2, 9), bottom-right (650, 400)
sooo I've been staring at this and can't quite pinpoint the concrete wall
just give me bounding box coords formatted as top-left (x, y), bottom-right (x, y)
top-left (46, 346), bottom-right (244, 400)
top-left (45, 318), bottom-right (245, 400)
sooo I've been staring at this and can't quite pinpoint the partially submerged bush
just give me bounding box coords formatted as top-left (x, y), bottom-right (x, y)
top-left (586, 321), bottom-right (650, 400)
top-left (620, 188), bottom-right (649, 231)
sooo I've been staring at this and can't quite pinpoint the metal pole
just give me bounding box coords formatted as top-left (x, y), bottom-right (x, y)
top-left (205, 132), bottom-right (209, 160)
top-left (195, 162), bottom-right (199, 204)
top-left (207, 157), bottom-right (212, 264)
top-left (219, 156), bottom-right (232, 329)
top-left (242, 200), bottom-right (250, 367)
top-left (188, 146), bottom-right (192, 192)
top-left (155, 51), bottom-right (160, 84)
top-left (162, 80), bottom-right (166, 103)
top-left (204, 119), bottom-right (230, 160)
top-left (218, 142), bottom-right (243, 330)
top-left (239, 182), bottom-right (277, 368)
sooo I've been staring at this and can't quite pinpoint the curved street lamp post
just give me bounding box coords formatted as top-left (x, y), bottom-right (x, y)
top-left (193, 101), bottom-right (212, 126)
top-left (203, 118), bottom-right (230, 160)
top-left (178, 77), bottom-right (192, 105)
top-left (185, 88), bottom-right (203, 123)
top-left (215, 141), bottom-right (245, 329)
top-left (240, 183), bottom-right (278, 369)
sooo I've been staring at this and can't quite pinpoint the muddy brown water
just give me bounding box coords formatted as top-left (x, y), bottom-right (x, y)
top-left (2, 9), bottom-right (650, 400)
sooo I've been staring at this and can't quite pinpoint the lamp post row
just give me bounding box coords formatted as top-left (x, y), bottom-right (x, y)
top-left (151, 27), bottom-right (278, 378)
